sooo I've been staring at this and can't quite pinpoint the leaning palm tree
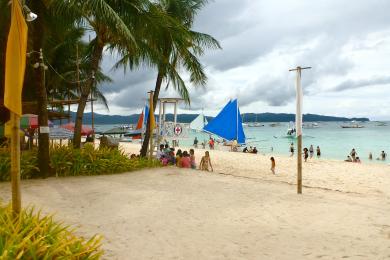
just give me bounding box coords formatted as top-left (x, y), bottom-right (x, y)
top-left (135, 0), bottom-right (221, 157)
top-left (54, 0), bottom-right (183, 148)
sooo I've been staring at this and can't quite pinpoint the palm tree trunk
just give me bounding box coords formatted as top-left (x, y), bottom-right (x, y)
top-left (32, 1), bottom-right (50, 178)
top-left (73, 40), bottom-right (104, 148)
top-left (140, 71), bottom-right (163, 157)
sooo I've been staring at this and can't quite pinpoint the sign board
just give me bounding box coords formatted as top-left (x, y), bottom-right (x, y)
top-left (39, 126), bottom-right (50, 134)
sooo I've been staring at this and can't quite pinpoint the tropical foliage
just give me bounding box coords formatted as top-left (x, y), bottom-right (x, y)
top-left (0, 144), bottom-right (161, 182)
top-left (0, 203), bottom-right (103, 259)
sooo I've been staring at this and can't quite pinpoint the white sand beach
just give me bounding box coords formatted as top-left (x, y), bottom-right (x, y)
top-left (1, 143), bottom-right (390, 259)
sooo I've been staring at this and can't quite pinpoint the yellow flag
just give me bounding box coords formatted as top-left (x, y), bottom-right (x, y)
top-left (149, 93), bottom-right (156, 131)
top-left (4, 0), bottom-right (28, 116)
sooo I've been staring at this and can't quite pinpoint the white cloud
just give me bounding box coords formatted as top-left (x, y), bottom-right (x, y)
top-left (96, 0), bottom-right (390, 120)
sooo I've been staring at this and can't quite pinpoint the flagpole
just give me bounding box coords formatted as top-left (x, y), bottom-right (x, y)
top-left (289, 66), bottom-right (311, 194)
top-left (10, 112), bottom-right (21, 213)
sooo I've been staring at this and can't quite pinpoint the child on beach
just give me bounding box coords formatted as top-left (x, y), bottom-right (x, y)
top-left (190, 149), bottom-right (196, 169)
top-left (199, 151), bottom-right (213, 172)
top-left (270, 157), bottom-right (275, 174)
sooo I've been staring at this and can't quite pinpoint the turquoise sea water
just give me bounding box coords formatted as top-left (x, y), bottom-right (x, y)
top-left (95, 121), bottom-right (390, 163)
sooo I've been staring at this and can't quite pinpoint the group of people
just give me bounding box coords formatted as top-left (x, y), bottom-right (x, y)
top-left (156, 144), bottom-right (213, 171)
top-left (242, 146), bottom-right (258, 154)
top-left (193, 137), bottom-right (215, 150)
top-left (289, 143), bottom-right (321, 162)
top-left (346, 149), bottom-right (387, 163)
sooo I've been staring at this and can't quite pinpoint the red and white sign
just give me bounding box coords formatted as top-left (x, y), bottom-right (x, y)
top-left (174, 125), bottom-right (182, 136)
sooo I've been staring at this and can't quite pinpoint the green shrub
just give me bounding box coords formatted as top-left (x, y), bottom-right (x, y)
top-left (0, 203), bottom-right (103, 259)
top-left (0, 145), bottom-right (161, 181)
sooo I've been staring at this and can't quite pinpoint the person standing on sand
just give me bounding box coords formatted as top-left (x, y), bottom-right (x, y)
top-left (381, 151), bottom-right (387, 160)
top-left (199, 151), bottom-right (213, 171)
top-left (309, 145), bottom-right (314, 158)
top-left (316, 146), bottom-right (321, 158)
top-left (369, 152), bottom-right (373, 160)
top-left (303, 148), bottom-right (309, 162)
top-left (270, 157), bottom-right (276, 174)
top-left (290, 143), bottom-right (294, 157)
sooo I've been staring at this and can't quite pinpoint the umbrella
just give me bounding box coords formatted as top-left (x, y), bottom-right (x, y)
top-left (61, 122), bottom-right (94, 136)
top-left (20, 114), bottom-right (53, 129)
top-left (49, 127), bottom-right (74, 140)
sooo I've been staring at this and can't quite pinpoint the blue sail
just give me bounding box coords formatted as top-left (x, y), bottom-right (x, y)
top-left (143, 105), bottom-right (149, 126)
top-left (203, 99), bottom-right (246, 144)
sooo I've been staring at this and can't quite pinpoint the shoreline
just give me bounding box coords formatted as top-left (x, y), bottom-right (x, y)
top-left (119, 142), bottom-right (390, 197)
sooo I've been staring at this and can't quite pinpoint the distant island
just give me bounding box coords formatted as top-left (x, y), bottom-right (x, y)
top-left (63, 112), bottom-right (369, 125)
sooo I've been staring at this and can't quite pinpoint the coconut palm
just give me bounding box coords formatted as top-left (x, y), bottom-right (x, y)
top-left (135, 0), bottom-right (221, 156)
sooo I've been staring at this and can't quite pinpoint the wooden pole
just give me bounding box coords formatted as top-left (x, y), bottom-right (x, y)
top-left (91, 92), bottom-right (95, 141)
top-left (10, 112), bottom-right (21, 213)
top-left (148, 91), bottom-right (154, 158)
top-left (158, 100), bottom-right (162, 147)
top-left (289, 66), bottom-right (311, 194)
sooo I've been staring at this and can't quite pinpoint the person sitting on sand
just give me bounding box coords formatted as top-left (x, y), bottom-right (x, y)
top-left (303, 147), bottom-right (309, 162)
top-left (164, 144), bottom-right (170, 154)
top-left (156, 144), bottom-right (165, 160)
top-left (190, 149), bottom-right (196, 169)
top-left (345, 155), bottom-right (352, 162)
top-left (176, 149), bottom-right (183, 167)
top-left (181, 151), bottom-right (191, 168)
top-left (252, 147), bottom-right (258, 154)
top-left (355, 157), bottom-right (361, 163)
top-left (243, 147), bottom-right (248, 153)
top-left (199, 151), bottom-right (213, 172)
top-left (350, 148), bottom-right (357, 162)
top-left (270, 157), bottom-right (276, 174)
top-left (231, 139), bottom-right (238, 152)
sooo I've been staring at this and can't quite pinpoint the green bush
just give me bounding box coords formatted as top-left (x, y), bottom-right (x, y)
top-left (0, 145), bottom-right (161, 181)
top-left (0, 203), bottom-right (103, 259)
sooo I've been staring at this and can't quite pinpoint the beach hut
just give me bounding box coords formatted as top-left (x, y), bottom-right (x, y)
top-left (203, 99), bottom-right (246, 144)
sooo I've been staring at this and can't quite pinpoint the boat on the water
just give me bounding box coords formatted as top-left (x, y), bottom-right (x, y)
top-left (189, 112), bottom-right (208, 132)
top-left (303, 122), bottom-right (319, 128)
top-left (340, 121), bottom-right (364, 128)
top-left (286, 121), bottom-right (296, 137)
top-left (203, 99), bottom-right (246, 145)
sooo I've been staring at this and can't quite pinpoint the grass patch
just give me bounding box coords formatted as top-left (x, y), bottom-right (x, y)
top-left (0, 203), bottom-right (103, 259)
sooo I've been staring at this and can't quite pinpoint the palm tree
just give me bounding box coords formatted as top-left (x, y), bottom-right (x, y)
top-left (136, 0), bottom-right (221, 157)
top-left (53, 0), bottom-right (154, 148)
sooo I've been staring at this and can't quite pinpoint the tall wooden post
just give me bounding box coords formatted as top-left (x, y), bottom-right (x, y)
top-left (289, 66), bottom-right (311, 194)
top-left (10, 113), bottom-right (21, 213)
top-left (148, 91), bottom-right (154, 158)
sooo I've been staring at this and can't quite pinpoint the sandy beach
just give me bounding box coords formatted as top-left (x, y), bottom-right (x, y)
top-left (1, 143), bottom-right (389, 259)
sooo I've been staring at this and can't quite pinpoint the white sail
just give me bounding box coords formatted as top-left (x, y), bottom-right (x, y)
top-left (190, 113), bottom-right (207, 131)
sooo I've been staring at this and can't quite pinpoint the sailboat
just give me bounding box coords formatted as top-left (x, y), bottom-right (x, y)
top-left (203, 99), bottom-right (246, 144)
top-left (248, 114), bottom-right (264, 127)
top-left (124, 106), bottom-right (148, 139)
top-left (189, 112), bottom-right (208, 132)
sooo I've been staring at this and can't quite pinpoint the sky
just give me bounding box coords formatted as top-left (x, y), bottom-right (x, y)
top-left (89, 0), bottom-right (390, 120)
